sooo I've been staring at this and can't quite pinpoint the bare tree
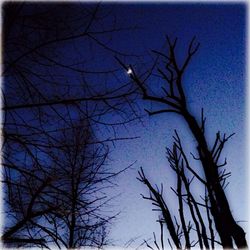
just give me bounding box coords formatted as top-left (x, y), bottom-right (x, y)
top-left (2, 2), bottom-right (137, 248)
top-left (3, 118), bottom-right (122, 248)
top-left (138, 131), bottom-right (217, 249)
top-left (118, 37), bottom-right (247, 248)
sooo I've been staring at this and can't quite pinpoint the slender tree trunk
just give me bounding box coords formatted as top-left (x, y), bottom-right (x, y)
top-left (69, 164), bottom-right (77, 249)
top-left (181, 170), bottom-right (208, 249)
top-left (177, 172), bottom-right (191, 249)
top-left (182, 109), bottom-right (247, 249)
top-left (68, 200), bottom-right (76, 248)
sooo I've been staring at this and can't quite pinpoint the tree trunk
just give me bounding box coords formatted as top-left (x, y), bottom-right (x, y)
top-left (182, 109), bottom-right (247, 249)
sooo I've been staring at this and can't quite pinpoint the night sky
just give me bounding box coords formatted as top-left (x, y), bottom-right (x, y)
top-left (3, 2), bottom-right (247, 249)
top-left (102, 3), bottom-right (247, 247)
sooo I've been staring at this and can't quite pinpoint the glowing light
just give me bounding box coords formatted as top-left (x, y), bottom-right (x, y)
top-left (127, 68), bottom-right (132, 75)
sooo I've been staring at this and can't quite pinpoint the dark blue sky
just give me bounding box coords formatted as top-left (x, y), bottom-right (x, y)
top-left (102, 3), bottom-right (247, 247)
top-left (3, 2), bottom-right (247, 248)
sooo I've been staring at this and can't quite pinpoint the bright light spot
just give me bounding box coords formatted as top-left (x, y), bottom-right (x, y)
top-left (127, 68), bottom-right (132, 75)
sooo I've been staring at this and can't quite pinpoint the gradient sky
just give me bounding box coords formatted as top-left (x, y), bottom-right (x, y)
top-left (101, 3), bottom-right (247, 247)
top-left (4, 2), bottom-right (247, 248)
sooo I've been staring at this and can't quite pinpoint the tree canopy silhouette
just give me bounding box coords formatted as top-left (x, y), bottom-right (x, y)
top-left (2, 2), bottom-right (137, 248)
top-left (117, 37), bottom-right (247, 249)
